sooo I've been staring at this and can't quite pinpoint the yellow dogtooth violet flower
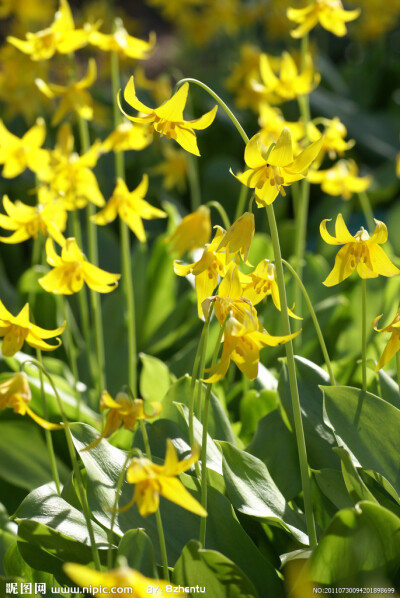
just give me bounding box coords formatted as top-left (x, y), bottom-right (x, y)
top-left (174, 226), bottom-right (227, 317)
top-left (82, 391), bottom-right (162, 451)
top-left (320, 214), bottom-right (400, 286)
top-left (216, 212), bottom-right (255, 264)
top-left (307, 117), bottom-right (355, 163)
top-left (39, 237), bottom-right (121, 295)
top-left (121, 439), bottom-right (207, 517)
top-left (308, 159), bottom-right (372, 200)
top-left (119, 77), bottom-right (218, 156)
top-left (150, 144), bottom-right (188, 193)
top-left (35, 58), bottom-right (97, 126)
top-left (258, 103), bottom-right (305, 154)
top-left (101, 121), bottom-right (152, 153)
top-left (0, 118), bottom-right (50, 180)
top-left (90, 21), bottom-right (156, 59)
top-left (7, 0), bottom-right (96, 61)
top-left (0, 372), bottom-right (63, 430)
top-left (164, 205), bottom-right (211, 256)
top-left (373, 310), bottom-right (400, 371)
top-left (64, 564), bottom-right (184, 598)
top-left (233, 127), bottom-right (324, 207)
top-left (0, 193), bottom-right (67, 246)
top-left (0, 301), bottom-right (66, 357)
top-left (287, 0), bottom-right (361, 38)
top-left (92, 175), bottom-right (166, 243)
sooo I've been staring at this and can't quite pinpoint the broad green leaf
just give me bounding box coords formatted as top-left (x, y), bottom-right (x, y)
top-left (173, 540), bottom-right (261, 598)
top-left (333, 447), bottom-right (378, 505)
top-left (310, 501), bottom-right (400, 584)
top-left (117, 529), bottom-right (157, 578)
top-left (239, 389), bottom-right (277, 445)
top-left (139, 353), bottom-right (174, 403)
top-left (322, 385), bottom-right (400, 497)
top-left (4, 540), bottom-right (55, 592)
top-left (220, 441), bottom-right (308, 544)
top-left (378, 369), bottom-right (400, 409)
top-left (313, 469), bottom-right (353, 511)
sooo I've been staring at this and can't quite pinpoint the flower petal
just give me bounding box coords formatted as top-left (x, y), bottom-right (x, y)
top-left (368, 244), bottom-right (400, 277)
top-left (123, 76), bottom-right (153, 115)
top-left (323, 244), bottom-right (356, 286)
top-left (155, 83), bottom-right (189, 122)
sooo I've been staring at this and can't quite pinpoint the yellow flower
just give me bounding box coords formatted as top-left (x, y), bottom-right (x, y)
top-left (0, 0), bottom-right (55, 24)
top-left (7, 0), bottom-right (95, 61)
top-left (373, 311), bottom-right (400, 371)
top-left (35, 58), bottom-right (97, 126)
top-left (233, 127), bottom-right (323, 206)
top-left (0, 118), bottom-right (50, 179)
top-left (216, 212), bottom-right (255, 264)
top-left (224, 43), bottom-right (263, 111)
top-left (0, 372), bottom-right (63, 430)
top-left (133, 66), bottom-right (172, 106)
top-left (174, 226), bottom-right (227, 316)
top-left (150, 145), bottom-right (188, 193)
top-left (0, 193), bottom-right (67, 246)
top-left (121, 439), bottom-right (206, 517)
top-left (39, 237), bottom-right (120, 294)
top-left (0, 301), bottom-right (65, 356)
top-left (64, 564), bottom-right (181, 597)
top-left (90, 23), bottom-right (156, 59)
top-left (101, 121), bottom-right (152, 153)
top-left (287, 0), bottom-right (361, 38)
top-left (164, 205), bottom-right (211, 256)
top-left (258, 103), bottom-right (305, 152)
top-left (307, 117), bottom-right (355, 163)
top-left (397, 153), bottom-right (400, 178)
top-left (119, 77), bottom-right (218, 156)
top-left (309, 159), bottom-right (372, 200)
top-left (92, 176), bottom-right (166, 243)
top-left (82, 391), bottom-right (161, 451)
top-left (253, 51), bottom-right (320, 103)
top-left (320, 214), bottom-right (400, 286)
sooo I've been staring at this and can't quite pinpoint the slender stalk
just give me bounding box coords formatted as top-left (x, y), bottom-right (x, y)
top-left (359, 191), bottom-right (375, 232)
top-left (108, 448), bottom-right (135, 569)
top-left (396, 353), bottom-right (400, 399)
top-left (361, 278), bottom-right (367, 391)
top-left (282, 259), bottom-right (335, 385)
top-left (195, 314), bottom-right (211, 419)
top-left (205, 201), bottom-right (231, 230)
top-left (189, 324), bottom-right (207, 453)
top-left (59, 296), bottom-right (82, 419)
top-left (235, 185), bottom-right (248, 221)
top-left (139, 420), bottom-right (169, 580)
top-left (187, 154), bottom-right (202, 210)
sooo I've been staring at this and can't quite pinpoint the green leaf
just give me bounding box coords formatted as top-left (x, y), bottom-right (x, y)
top-left (333, 447), bottom-right (378, 505)
top-left (378, 369), bottom-right (400, 409)
top-left (313, 469), bottom-right (353, 511)
top-left (322, 385), bottom-right (400, 497)
top-left (220, 441), bottom-right (308, 545)
top-left (139, 353), bottom-right (174, 403)
top-left (117, 529), bottom-right (157, 578)
top-left (239, 389), bottom-right (277, 445)
top-left (173, 540), bottom-right (260, 598)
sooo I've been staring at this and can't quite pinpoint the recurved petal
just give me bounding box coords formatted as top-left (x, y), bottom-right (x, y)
top-left (368, 244), bottom-right (400, 277)
top-left (25, 331), bottom-right (62, 352)
top-left (82, 262), bottom-right (120, 293)
top-left (375, 333), bottom-right (400, 371)
top-left (368, 219), bottom-right (388, 245)
top-left (244, 133), bottom-right (266, 169)
top-left (25, 405), bottom-right (64, 430)
top-left (174, 125), bottom-right (200, 156)
top-left (159, 476), bottom-right (207, 517)
top-left (323, 244), bottom-right (355, 286)
top-left (289, 135), bottom-right (324, 173)
top-left (123, 76), bottom-right (153, 115)
top-left (268, 127), bottom-right (293, 167)
top-left (187, 105), bottom-right (218, 130)
top-left (259, 53), bottom-right (279, 88)
top-left (29, 320), bottom-right (66, 340)
top-left (155, 82), bottom-right (189, 122)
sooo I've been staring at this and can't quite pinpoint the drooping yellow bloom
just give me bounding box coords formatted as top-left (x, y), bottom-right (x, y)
top-left (164, 205), bottom-right (211, 256)
top-left (253, 52), bottom-right (320, 104)
top-left (320, 214), bottom-right (400, 286)
top-left (309, 160), bottom-right (372, 200)
top-left (233, 127), bottom-right (323, 207)
top-left (7, 0), bottom-right (95, 61)
top-left (90, 23), bottom-right (156, 59)
top-left (121, 439), bottom-right (206, 517)
top-left (35, 58), bottom-right (97, 126)
top-left (101, 121), bottom-right (152, 153)
top-left (151, 145), bottom-right (188, 193)
top-left (307, 117), bottom-right (355, 163)
top-left (0, 301), bottom-right (65, 356)
top-left (216, 212), bottom-right (255, 264)
top-left (174, 226), bottom-right (227, 316)
top-left (92, 176), bottom-right (166, 243)
top-left (0, 118), bottom-right (50, 179)
top-left (39, 237), bottom-right (120, 294)
top-left (119, 77), bottom-right (218, 156)
top-left (287, 0), bottom-right (361, 38)
top-left (64, 564), bottom-right (181, 598)
top-left (0, 193), bottom-right (67, 246)
top-left (0, 372), bottom-right (63, 430)
top-left (82, 391), bottom-right (161, 451)
top-left (373, 311), bottom-right (400, 371)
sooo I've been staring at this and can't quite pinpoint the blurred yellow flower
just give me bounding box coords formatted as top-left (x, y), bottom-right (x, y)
top-left (7, 0), bottom-right (95, 61)
top-left (35, 58), bottom-right (97, 125)
top-left (82, 391), bottom-right (161, 451)
top-left (165, 205), bottom-right (211, 256)
top-left (373, 311), bottom-right (400, 371)
top-left (90, 24), bottom-right (156, 59)
top-left (0, 193), bottom-right (66, 246)
top-left (320, 214), bottom-right (400, 286)
top-left (0, 372), bottom-right (63, 430)
top-left (92, 176), bottom-right (166, 242)
top-left (133, 66), bottom-right (172, 106)
top-left (101, 121), bottom-right (152, 153)
top-left (151, 145), bottom-right (188, 193)
top-left (0, 0), bottom-right (55, 24)
top-left (0, 301), bottom-right (65, 356)
top-left (122, 439), bottom-right (206, 517)
top-left (216, 212), bottom-right (255, 264)
top-left (258, 103), bottom-right (304, 152)
top-left (224, 43), bottom-right (263, 111)
top-left (119, 77), bottom-right (218, 156)
top-left (287, 0), bottom-right (360, 38)
top-left (39, 237), bottom-right (120, 294)
top-left (0, 118), bottom-right (50, 179)
top-left (233, 127), bottom-right (323, 206)
top-left (308, 159), bottom-right (372, 200)
top-left (307, 117), bottom-right (355, 166)
top-left (64, 564), bottom-right (180, 598)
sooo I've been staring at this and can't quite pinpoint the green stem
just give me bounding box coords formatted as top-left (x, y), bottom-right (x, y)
top-left (59, 296), bottom-right (82, 419)
top-left (195, 314), bottom-right (211, 420)
top-left (21, 358), bottom-right (101, 570)
top-left (358, 191), bottom-right (375, 232)
top-left (187, 154), bottom-right (202, 210)
top-left (396, 353), bottom-right (400, 399)
top-left (108, 448), bottom-right (135, 569)
top-left (189, 324), bottom-right (207, 455)
top-left (235, 185), bottom-right (248, 221)
top-left (205, 201), bottom-right (231, 230)
top-left (139, 420), bottom-right (169, 580)
top-left (362, 278), bottom-right (367, 392)
top-left (282, 259), bottom-right (335, 385)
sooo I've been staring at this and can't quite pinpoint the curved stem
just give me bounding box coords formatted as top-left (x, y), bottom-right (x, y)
top-left (362, 278), bottom-right (367, 391)
top-left (205, 201), bottom-right (231, 230)
top-left (282, 259), bottom-right (335, 385)
top-left (235, 185), bottom-right (248, 221)
top-left (359, 191), bottom-right (375, 232)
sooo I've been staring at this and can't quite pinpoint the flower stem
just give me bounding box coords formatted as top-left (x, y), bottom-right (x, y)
top-left (108, 448), bottom-right (135, 569)
top-left (189, 323), bottom-right (207, 463)
top-left (139, 420), bottom-right (169, 580)
top-left (282, 259), bottom-right (335, 385)
top-left (59, 296), bottom-right (82, 419)
top-left (205, 201), bottom-right (231, 230)
top-left (362, 278), bottom-right (367, 391)
top-left (235, 185), bottom-right (248, 221)
top-left (187, 154), bottom-right (202, 210)
top-left (359, 191), bottom-right (375, 232)
top-left (396, 353), bottom-right (400, 399)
